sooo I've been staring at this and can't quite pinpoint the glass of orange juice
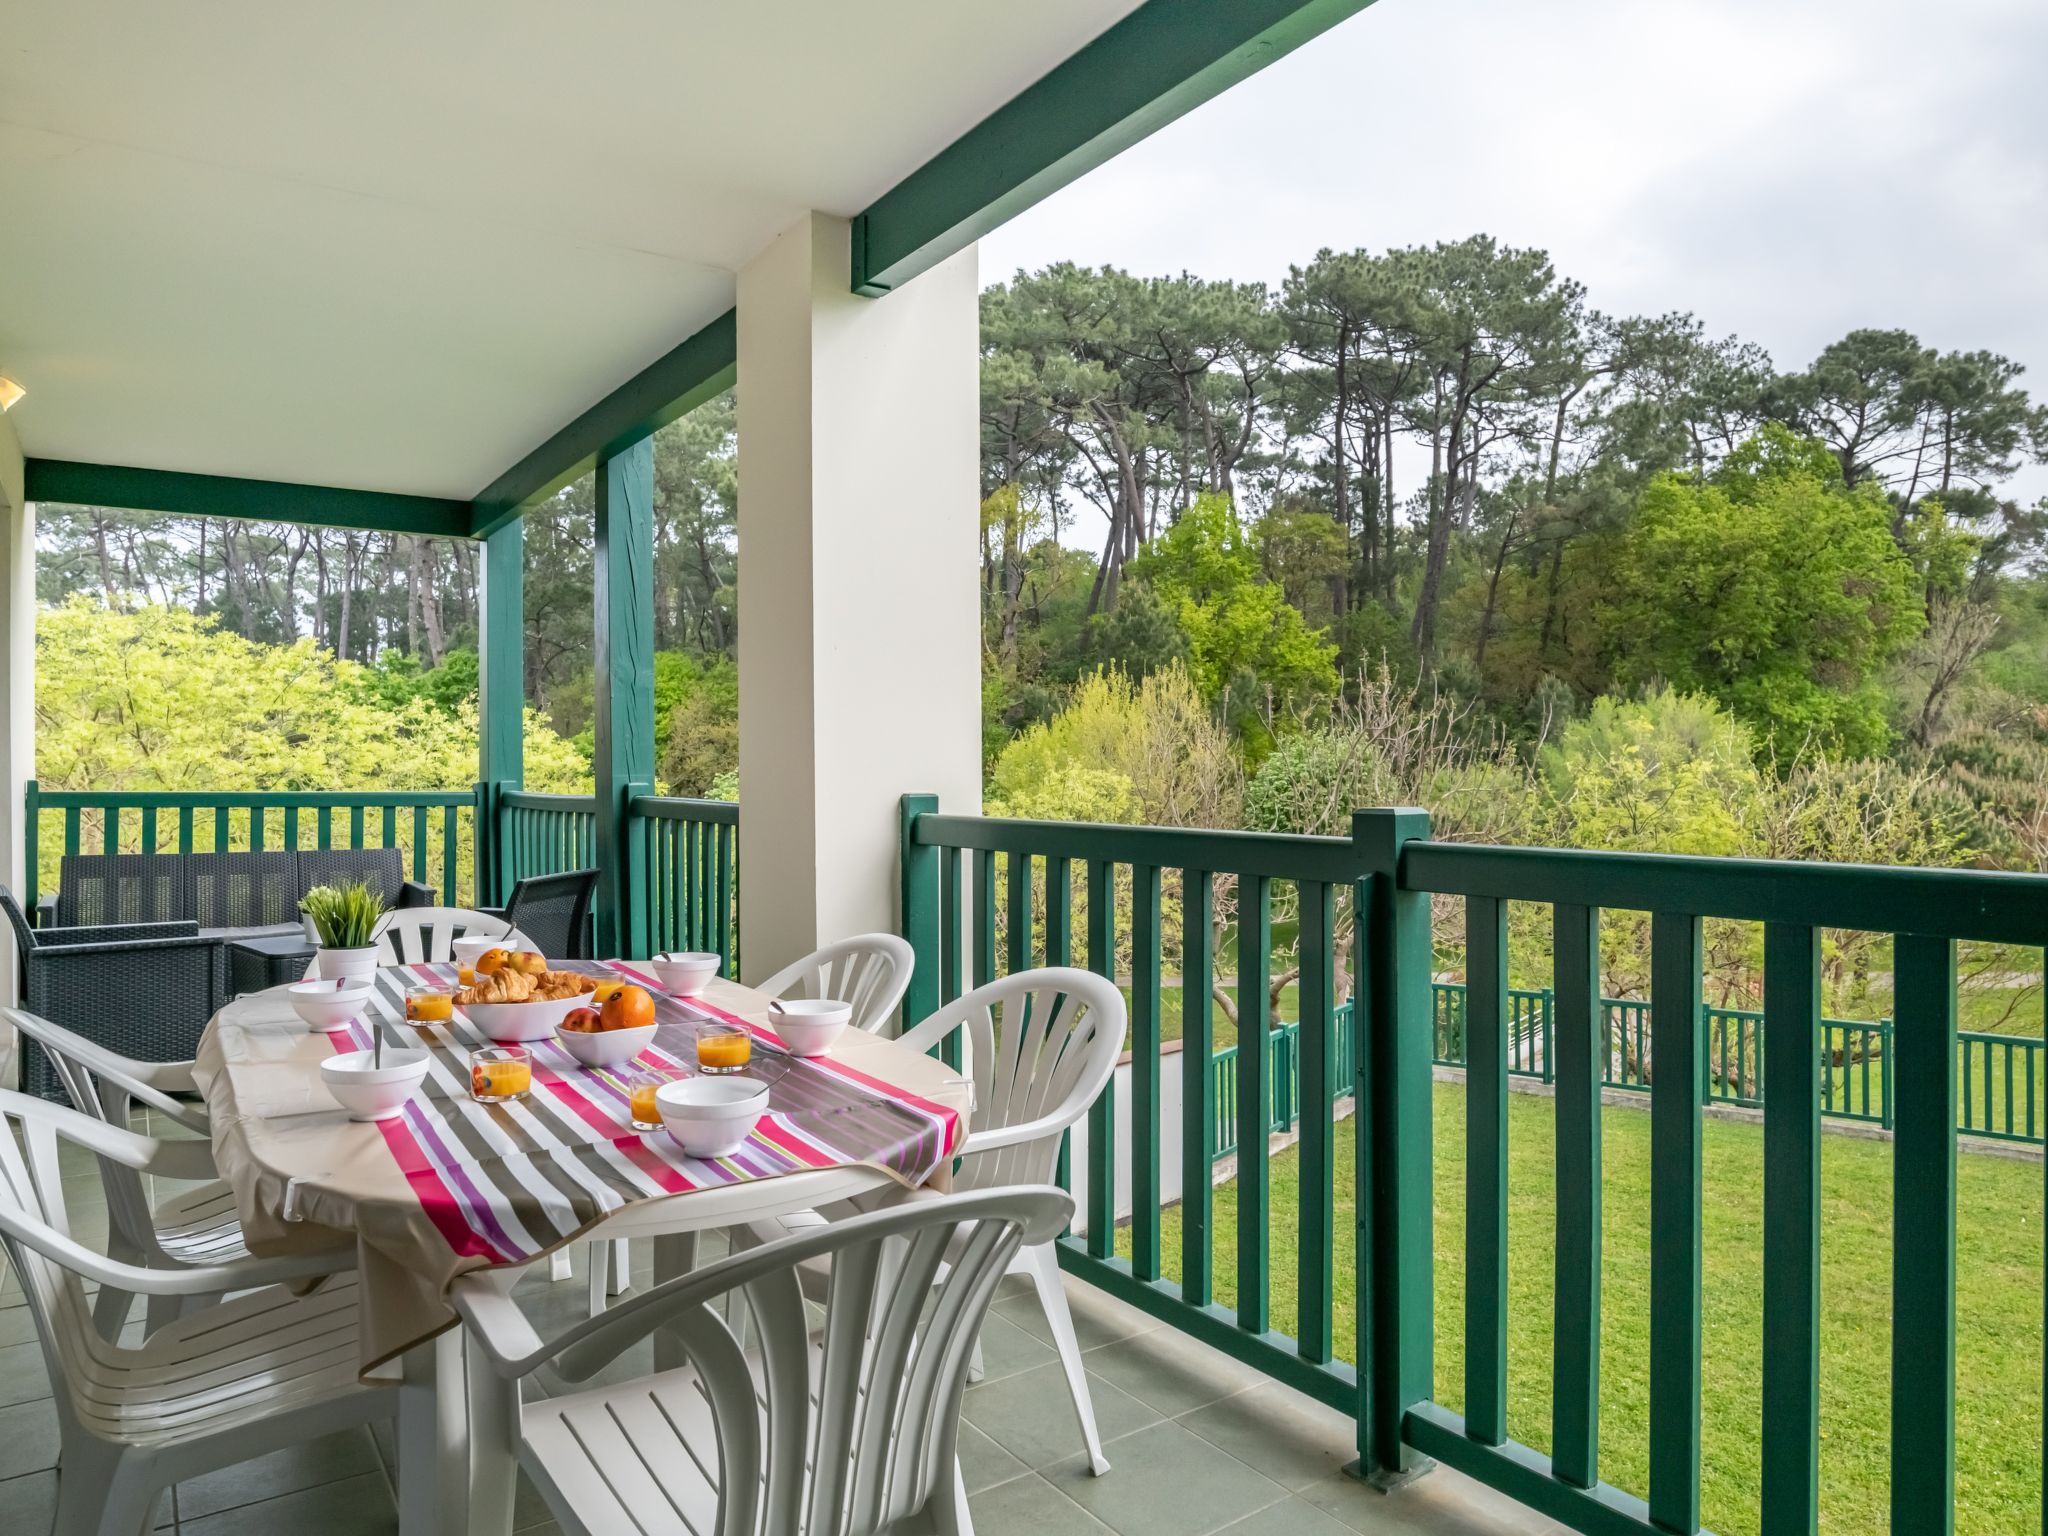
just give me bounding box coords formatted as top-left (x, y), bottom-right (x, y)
top-left (456, 964), bottom-right (477, 987)
top-left (625, 1067), bottom-right (673, 1131)
top-left (695, 1023), bottom-right (751, 1075)
top-left (405, 986), bottom-right (454, 1024)
top-left (469, 1046), bottom-right (532, 1103)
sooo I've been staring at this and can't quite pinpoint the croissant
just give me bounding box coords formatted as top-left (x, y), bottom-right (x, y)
top-left (455, 970), bottom-right (537, 1005)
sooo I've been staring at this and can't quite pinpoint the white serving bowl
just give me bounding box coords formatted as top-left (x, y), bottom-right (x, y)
top-left (461, 992), bottom-right (585, 1044)
top-left (650, 951), bottom-right (721, 996)
top-left (451, 931), bottom-right (530, 967)
top-left (656, 1075), bottom-right (769, 1158)
top-left (287, 977), bottom-right (376, 1031)
top-left (768, 998), bottom-right (852, 1057)
top-left (556, 1022), bottom-right (658, 1069)
top-left (320, 1048), bottom-right (430, 1122)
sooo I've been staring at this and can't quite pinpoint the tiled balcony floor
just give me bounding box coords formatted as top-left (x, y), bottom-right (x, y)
top-left (2, 1121), bottom-right (1562, 1536)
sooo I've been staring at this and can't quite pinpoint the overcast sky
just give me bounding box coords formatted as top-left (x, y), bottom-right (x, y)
top-left (980, 0), bottom-right (2048, 535)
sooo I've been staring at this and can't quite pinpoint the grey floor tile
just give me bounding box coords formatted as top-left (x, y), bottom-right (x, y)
top-left (957, 1417), bottom-right (1031, 1494)
top-left (1042, 1420), bottom-right (1292, 1536)
top-left (1082, 1329), bottom-right (1269, 1418)
top-left (0, 1397), bottom-right (62, 1480)
top-left (176, 1470), bottom-right (396, 1536)
top-left (0, 1338), bottom-right (52, 1410)
top-left (993, 1273), bottom-right (1162, 1354)
top-left (963, 1360), bottom-right (1161, 1471)
top-left (974, 1310), bottom-right (1057, 1384)
top-left (1299, 1466), bottom-right (1560, 1535)
top-left (1217, 1497), bottom-right (1371, 1535)
top-left (1179, 1381), bottom-right (1363, 1491)
top-left (173, 1427), bottom-right (381, 1522)
top-left (967, 1472), bottom-right (1116, 1535)
top-left (0, 1469), bottom-right (58, 1536)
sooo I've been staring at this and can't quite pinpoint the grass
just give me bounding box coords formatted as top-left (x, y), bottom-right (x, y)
top-left (1115, 1084), bottom-right (2045, 1535)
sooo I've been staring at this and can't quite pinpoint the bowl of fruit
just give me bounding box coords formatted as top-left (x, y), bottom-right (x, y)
top-left (454, 948), bottom-right (599, 1042)
top-left (555, 981), bottom-right (660, 1068)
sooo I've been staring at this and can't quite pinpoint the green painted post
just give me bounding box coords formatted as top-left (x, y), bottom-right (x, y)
top-left (1649, 910), bottom-right (1704, 1535)
top-left (1086, 857), bottom-right (1117, 1263)
top-left (898, 795), bottom-right (940, 1033)
top-left (1352, 807), bottom-right (1433, 1484)
top-left (592, 441), bottom-right (655, 958)
top-left (22, 779), bottom-right (37, 915)
top-left (1464, 894), bottom-right (1508, 1445)
top-left (1552, 903), bottom-right (1601, 1489)
top-left (1761, 922), bottom-right (1821, 1536)
top-left (1235, 871), bottom-right (1272, 1333)
top-left (1892, 934), bottom-right (1956, 1536)
top-left (1131, 863), bottom-right (1164, 1283)
top-left (477, 516), bottom-right (524, 905)
top-left (1297, 878), bottom-right (1337, 1364)
top-left (1181, 870), bottom-right (1216, 1308)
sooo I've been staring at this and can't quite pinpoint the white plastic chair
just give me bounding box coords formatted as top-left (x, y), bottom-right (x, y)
top-left (757, 932), bottom-right (917, 1035)
top-left (0, 1088), bottom-right (395, 1536)
top-left (4, 1007), bottom-right (353, 1337)
top-left (580, 933), bottom-right (920, 1315)
top-left (747, 966), bottom-right (1127, 1475)
top-left (303, 906), bottom-right (526, 976)
top-left (456, 1185), bottom-right (1071, 1536)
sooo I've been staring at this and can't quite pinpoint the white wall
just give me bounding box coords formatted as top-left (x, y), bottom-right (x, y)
top-left (0, 411), bottom-right (29, 1087)
top-left (734, 214), bottom-right (982, 980)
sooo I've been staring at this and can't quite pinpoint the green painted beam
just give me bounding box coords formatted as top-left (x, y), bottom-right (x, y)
top-left (23, 458), bottom-right (471, 538)
top-left (471, 310), bottom-right (736, 539)
top-left (591, 439), bottom-right (657, 958)
top-left (850, 0), bottom-right (1382, 296)
top-left (476, 517), bottom-right (525, 905)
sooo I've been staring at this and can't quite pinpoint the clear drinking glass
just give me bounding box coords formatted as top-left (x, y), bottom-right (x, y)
top-left (469, 1045), bottom-right (532, 1103)
top-left (694, 1023), bottom-right (752, 1075)
top-left (625, 1066), bottom-right (674, 1131)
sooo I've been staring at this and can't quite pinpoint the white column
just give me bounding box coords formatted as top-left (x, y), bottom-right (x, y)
top-left (735, 214), bottom-right (981, 981)
top-left (0, 412), bottom-right (30, 1086)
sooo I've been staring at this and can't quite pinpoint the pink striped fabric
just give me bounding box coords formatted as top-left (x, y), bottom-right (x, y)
top-left (328, 962), bottom-right (962, 1266)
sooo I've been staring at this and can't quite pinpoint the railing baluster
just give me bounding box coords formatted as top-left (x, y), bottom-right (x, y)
top-left (283, 804), bottom-right (299, 852)
top-left (1085, 857), bottom-right (1117, 1263)
top-left (1762, 923), bottom-right (1821, 1535)
top-left (940, 846), bottom-right (962, 1007)
top-left (411, 805), bottom-right (428, 886)
top-left (140, 805), bottom-right (157, 858)
top-left (1297, 878), bottom-right (1335, 1363)
top-left (1182, 870), bottom-right (1215, 1309)
top-left (1552, 901), bottom-right (1601, 1489)
top-left (1893, 933), bottom-right (1957, 1534)
top-left (350, 804), bottom-right (366, 850)
top-left (1235, 871), bottom-right (1271, 1333)
top-left (177, 805), bottom-right (192, 855)
top-left (971, 850), bottom-right (996, 991)
top-left (1007, 851), bottom-right (1033, 976)
top-left (1046, 855), bottom-right (1072, 1199)
top-left (250, 805), bottom-right (265, 854)
top-left (441, 804), bottom-right (458, 904)
top-left (1131, 863), bottom-right (1164, 1285)
top-left (102, 803), bottom-right (119, 859)
top-left (317, 805), bottom-right (332, 851)
top-left (1465, 893), bottom-right (1508, 1444)
top-left (1649, 909), bottom-right (1703, 1535)
top-left (383, 804), bottom-right (397, 850)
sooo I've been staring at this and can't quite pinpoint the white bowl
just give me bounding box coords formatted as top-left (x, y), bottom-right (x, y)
top-left (656, 1075), bottom-right (769, 1158)
top-left (769, 998), bottom-right (852, 1057)
top-left (461, 992), bottom-right (584, 1043)
top-left (650, 951), bottom-right (721, 996)
top-left (287, 977), bottom-right (376, 1031)
top-left (451, 931), bottom-right (530, 966)
top-left (555, 1022), bottom-right (658, 1069)
top-left (320, 1048), bottom-right (430, 1122)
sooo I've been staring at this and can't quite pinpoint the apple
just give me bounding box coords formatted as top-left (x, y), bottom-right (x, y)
top-left (560, 1006), bottom-right (602, 1034)
top-left (510, 950), bottom-right (548, 977)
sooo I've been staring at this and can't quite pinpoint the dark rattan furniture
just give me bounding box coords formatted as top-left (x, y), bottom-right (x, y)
top-left (227, 934), bottom-right (319, 996)
top-left (484, 868), bottom-right (599, 959)
top-left (41, 846), bottom-right (433, 939)
top-left (3, 886), bottom-right (230, 1101)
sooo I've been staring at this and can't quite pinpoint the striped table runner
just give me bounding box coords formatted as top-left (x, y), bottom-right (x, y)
top-left (326, 962), bottom-right (963, 1267)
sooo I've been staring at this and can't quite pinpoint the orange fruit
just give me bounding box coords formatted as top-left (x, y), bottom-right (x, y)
top-left (475, 948), bottom-right (512, 976)
top-left (599, 984), bottom-right (655, 1033)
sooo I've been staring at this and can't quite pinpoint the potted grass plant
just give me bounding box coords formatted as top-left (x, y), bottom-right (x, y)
top-left (301, 879), bottom-right (388, 981)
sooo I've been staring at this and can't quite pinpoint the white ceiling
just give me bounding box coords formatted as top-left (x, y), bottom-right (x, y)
top-left (0, 1), bottom-right (1146, 500)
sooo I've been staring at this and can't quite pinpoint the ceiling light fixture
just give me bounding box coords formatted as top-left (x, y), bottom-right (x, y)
top-left (0, 376), bottom-right (23, 412)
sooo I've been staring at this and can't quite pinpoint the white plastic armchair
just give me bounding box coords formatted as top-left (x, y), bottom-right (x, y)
top-left (304, 906), bottom-right (526, 975)
top-left (0, 1089), bottom-right (390, 1536)
top-left (454, 1185), bottom-right (1070, 1536)
top-left (750, 966), bottom-right (1127, 1475)
top-left (757, 932), bottom-right (917, 1035)
top-left (5, 1007), bottom-right (354, 1337)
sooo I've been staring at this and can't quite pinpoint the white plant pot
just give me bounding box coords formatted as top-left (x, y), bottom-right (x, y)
top-left (316, 945), bottom-right (380, 982)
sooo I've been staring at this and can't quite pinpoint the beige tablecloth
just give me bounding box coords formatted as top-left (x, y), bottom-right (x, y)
top-left (194, 963), bottom-right (971, 1371)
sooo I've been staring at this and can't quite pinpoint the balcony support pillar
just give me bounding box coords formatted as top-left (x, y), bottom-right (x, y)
top-left (593, 441), bottom-right (656, 959)
top-left (0, 413), bottom-right (28, 1085)
top-left (476, 516), bottom-right (524, 905)
top-left (734, 213), bottom-right (980, 981)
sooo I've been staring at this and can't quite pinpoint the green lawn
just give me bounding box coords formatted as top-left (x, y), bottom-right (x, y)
top-left (1116, 1085), bottom-right (2044, 1535)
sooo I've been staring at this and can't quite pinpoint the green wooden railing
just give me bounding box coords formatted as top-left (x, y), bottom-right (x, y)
top-left (24, 780), bottom-right (480, 908)
top-left (897, 797), bottom-right (2048, 1536)
top-left (630, 794), bottom-right (738, 974)
top-left (496, 790), bottom-right (598, 890)
top-left (1209, 1002), bottom-right (1358, 1159)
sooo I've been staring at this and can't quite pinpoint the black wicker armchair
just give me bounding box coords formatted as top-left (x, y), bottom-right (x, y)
top-left (3, 886), bottom-right (229, 1101)
top-left (483, 868), bottom-right (599, 960)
